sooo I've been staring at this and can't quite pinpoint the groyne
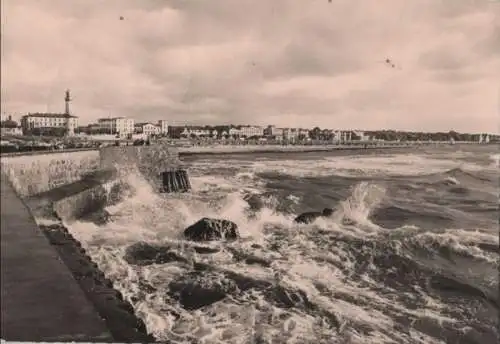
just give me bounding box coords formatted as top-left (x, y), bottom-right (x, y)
top-left (0, 144), bottom-right (186, 342)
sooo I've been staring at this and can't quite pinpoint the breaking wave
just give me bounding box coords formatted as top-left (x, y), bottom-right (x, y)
top-left (59, 146), bottom-right (498, 344)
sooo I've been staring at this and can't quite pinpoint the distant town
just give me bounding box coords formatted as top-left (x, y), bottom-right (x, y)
top-left (1, 90), bottom-right (498, 151)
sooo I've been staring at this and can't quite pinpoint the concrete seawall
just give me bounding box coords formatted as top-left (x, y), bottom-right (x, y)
top-left (0, 150), bottom-right (100, 197)
top-left (0, 145), bottom-right (183, 342)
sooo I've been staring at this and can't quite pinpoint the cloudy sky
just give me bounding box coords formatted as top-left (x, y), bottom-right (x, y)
top-left (1, 0), bottom-right (499, 132)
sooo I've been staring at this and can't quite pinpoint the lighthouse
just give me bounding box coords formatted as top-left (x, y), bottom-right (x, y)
top-left (64, 89), bottom-right (71, 115)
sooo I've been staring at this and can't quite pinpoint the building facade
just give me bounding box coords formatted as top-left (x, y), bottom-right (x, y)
top-left (97, 117), bottom-right (135, 137)
top-left (239, 126), bottom-right (264, 137)
top-left (263, 125), bottom-right (284, 139)
top-left (228, 127), bottom-right (241, 136)
top-left (135, 122), bottom-right (161, 137)
top-left (180, 127), bottom-right (211, 137)
top-left (21, 113), bottom-right (78, 136)
top-left (1, 115), bottom-right (22, 136)
top-left (19, 89), bottom-right (78, 136)
top-left (158, 120), bottom-right (169, 135)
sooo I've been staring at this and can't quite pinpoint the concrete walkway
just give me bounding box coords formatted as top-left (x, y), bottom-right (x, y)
top-left (0, 174), bottom-right (113, 342)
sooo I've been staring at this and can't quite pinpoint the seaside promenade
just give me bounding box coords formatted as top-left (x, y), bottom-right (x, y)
top-left (0, 173), bottom-right (113, 342)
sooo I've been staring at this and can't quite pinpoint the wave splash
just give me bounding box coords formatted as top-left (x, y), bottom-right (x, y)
top-left (62, 156), bottom-right (498, 344)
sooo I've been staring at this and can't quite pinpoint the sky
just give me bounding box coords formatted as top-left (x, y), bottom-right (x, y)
top-left (1, 0), bottom-right (499, 132)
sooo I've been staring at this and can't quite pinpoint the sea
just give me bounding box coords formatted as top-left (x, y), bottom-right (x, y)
top-left (65, 144), bottom-right (499, 344)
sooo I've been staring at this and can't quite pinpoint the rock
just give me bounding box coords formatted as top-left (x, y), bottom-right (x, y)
top-left (245, 256), bottom-right (271, 267)
top-left (294, 211), bottom-right (322, 224)
top-left (192, 246), bottom-right (220, 254)
top-left (322, 208), bottom-right (334, 217)
top-left (184, 217), bottom-right (239, 242)
top-left (124, 242), bottom-right (189, 266)
top-left (168, 272), bottom-right (238, 310)
top-left (294, 208), bottom-right (334, 224)
top-left (270, 285), bottom-right (314, 310)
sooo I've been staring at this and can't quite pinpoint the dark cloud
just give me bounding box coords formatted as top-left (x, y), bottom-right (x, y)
top-left (1, 0), bottom-right (498, 132)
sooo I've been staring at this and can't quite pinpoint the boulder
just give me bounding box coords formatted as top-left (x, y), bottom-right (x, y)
top-left (184, 217), bottom-right (239, 241)
top-left (168, 271), bottom-right (238, 310)
top-left (124, 242), bottom-right (189, 266)
top-left (294, 208), bottom-right (334, 224)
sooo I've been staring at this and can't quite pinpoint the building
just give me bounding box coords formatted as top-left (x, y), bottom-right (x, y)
top-left (97, 117), bottom-right (135, 137)
top-left (158, 120), bottom-right (169, 135)
top-left (239, 126), bottom-right (264, 137)
top-left (283, 128), bottom-right (299, 142)
top-left (298, 128), bottom-right (310, 138)
top-left (228, 127), bottom-right (241, 137)
top-left (21, 113), bottom-right (78, 136)
top-left (1, 115), bottom-right (22, 136)
top-left (20, 90), bottom-right (78, 136)
top-left (263, 125), bottom-right (284, 139)
top-left (180, 127), bottom-right (211, 137)
top-left (134, 122), bottom-right (161, 137)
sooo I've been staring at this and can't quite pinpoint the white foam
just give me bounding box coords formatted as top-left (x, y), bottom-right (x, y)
top-left (60, 152), bottom-right (496, 343)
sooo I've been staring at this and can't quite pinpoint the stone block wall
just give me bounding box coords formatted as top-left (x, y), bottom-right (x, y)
top-left (99, 145), bottom-right (183, 190)
top-left (1, 150), bottom-right (100, 197)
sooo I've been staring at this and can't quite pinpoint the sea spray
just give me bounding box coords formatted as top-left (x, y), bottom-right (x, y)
top-left (60, 146), bottom-right (499, 343)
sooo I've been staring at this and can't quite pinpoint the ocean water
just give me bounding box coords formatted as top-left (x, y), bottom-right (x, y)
top-left (65, 145), bottom-right (498, 344)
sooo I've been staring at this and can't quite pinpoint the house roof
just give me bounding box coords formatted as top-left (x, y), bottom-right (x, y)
top-left (24, 113), bottom-right (77, 119)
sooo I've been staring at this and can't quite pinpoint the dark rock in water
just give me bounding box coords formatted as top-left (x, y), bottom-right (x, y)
top-left (294, 211), bottom-right (322, 224)
top-left (322, 208), bottom-right (334, 217)
top-left (294, 208), bottom-right (334, 224)
top-left (184, 217), bottom-right (239, 241)
top-left (192, 245), bottom-right (220, 254)
top-left (271, 285), bottom-right (314, 310)
top-left (245, 256), bottom-right (271, 267)
top-left (168, 272), bottom-right (238, 310)
top-left (124, 242), bottom-right (189, 266)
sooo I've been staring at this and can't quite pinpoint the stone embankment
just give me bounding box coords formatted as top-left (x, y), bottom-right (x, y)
top-left (0, 144), bottom-right (185, 343)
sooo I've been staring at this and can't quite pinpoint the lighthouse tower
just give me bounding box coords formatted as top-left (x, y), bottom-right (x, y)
top-left (64, 89), bottom-right (71, 115)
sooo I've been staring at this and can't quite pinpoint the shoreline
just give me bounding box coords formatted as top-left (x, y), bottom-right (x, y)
top-left (177, 143), bottom-right (428, 156)
top-left (0, 142), bottom-right (492, 158)
top-left (39, 221), bottom-right (156, 343)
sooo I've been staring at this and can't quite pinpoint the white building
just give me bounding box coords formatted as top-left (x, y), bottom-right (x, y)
top-left (1, 127), bottom-right (23, 136)
top-left (239, 126), bottom-right (264, 137)
top-left (158, 120), bottom-right (169, 135)
top-left (263, 125), bottom-right (284, 139)
top-left (282, 128), bottom-right (299, 141)
top-left (229, 127), bottom-right (241, 136)
top-left (97, 117), bottom-right (135, 137)
top-left (1, 116), bottom-right (23, 136)
top-left (135, 122), bottom-right (161, 137)
top-left (332, 130), bottom-right (354, 142)
top-left (180, 127), bottom-right (211, 137)
top-left (21, 113), bottom-right (78, 136)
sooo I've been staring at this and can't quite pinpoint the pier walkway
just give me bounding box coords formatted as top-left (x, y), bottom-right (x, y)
top-left (0, 173), bottom-right (112, 342)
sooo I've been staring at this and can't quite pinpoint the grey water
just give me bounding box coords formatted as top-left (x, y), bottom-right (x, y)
top-left (63, 145), bottom-right (499, 344)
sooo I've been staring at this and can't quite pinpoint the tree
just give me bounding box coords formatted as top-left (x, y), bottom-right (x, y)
top-left (310, 127), bottom-right (321, 140)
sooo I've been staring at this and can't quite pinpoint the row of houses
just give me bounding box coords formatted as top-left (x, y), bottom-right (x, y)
top-left (81, 117), bottom-right (169, 138)
top-left (179, 125), bottom-right (370, 141)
